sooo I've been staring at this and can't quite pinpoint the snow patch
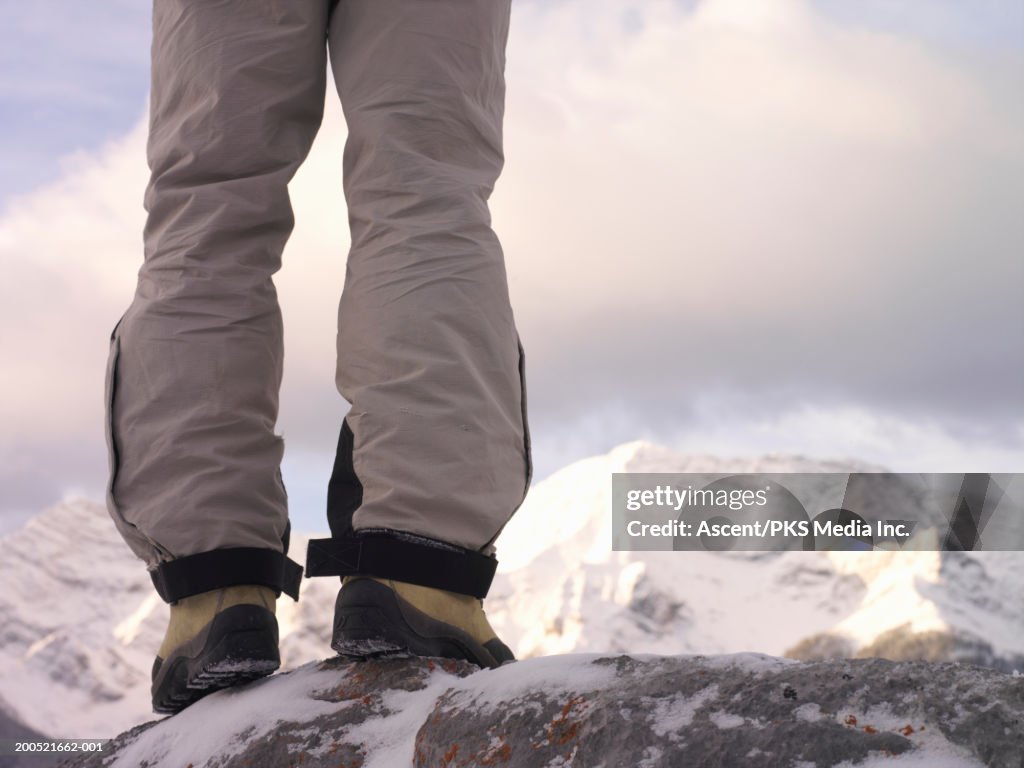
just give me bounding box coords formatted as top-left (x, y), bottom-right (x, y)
top-left (648, 684), bottom-right (719, 737)
top-left (793, 702), bottom-right (826, 722)
top-left (108, 663), bottom-right (348, 768)
top-left (708, 710), bottom-right (745, 729)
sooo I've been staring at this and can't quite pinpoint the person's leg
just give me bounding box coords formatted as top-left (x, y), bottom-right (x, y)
top-left (104, 0), bottom-right (330, 711)
top-left (305, 0), bottom-right (531, 666)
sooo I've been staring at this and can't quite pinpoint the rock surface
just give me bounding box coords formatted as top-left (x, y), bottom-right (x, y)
top-left (59, 653), bottom-right (1023, 768)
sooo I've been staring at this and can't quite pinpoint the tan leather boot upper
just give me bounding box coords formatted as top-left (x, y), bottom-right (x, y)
top-left (158, 585), bottom-right (276, 660)
top-left (344, 576), bottom-right (500, 647)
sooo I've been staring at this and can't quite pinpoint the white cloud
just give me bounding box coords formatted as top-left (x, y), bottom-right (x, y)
top-left (2, 0), bottom-right (1021, 523)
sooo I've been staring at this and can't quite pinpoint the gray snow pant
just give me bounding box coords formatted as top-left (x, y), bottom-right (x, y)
top-left (103, 0), bottom-right (531, 603)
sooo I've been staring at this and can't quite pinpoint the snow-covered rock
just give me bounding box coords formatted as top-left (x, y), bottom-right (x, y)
top-left (59, 653), bottom-right (1023, 768)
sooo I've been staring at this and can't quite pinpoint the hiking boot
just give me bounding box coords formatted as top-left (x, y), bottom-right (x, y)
top-left (332, 576), bottom-right (515, 669)
top-left (151, 585), bottom-right (280, 714)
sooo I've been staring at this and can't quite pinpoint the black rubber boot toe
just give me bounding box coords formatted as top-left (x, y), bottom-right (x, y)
top-left (151, 604), bottom-right (280, 715)
top-left (332, 578), bottom-right (515, 670)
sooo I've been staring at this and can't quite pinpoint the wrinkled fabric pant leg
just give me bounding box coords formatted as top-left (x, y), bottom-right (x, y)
top-left (104, 0), bottom-right (329, 576)
top-left (325, 0), bottom-right (532, 555)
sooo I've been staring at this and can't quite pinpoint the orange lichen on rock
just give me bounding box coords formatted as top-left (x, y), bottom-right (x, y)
top-left (442, 743), bottom-right (460, 765)
top-left (479, 735), bottom-right (513, 765)
top-left (544, 696), bottom-right (585, 746)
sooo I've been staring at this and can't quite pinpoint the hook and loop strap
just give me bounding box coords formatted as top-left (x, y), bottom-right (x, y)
top-left (150, 548), bottom-right (304, 603)
top-left (305, 532), bottom-right (497, 599)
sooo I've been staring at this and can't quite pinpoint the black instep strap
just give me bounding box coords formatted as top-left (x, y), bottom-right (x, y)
top-left (305, 533), bottom-right (497, 599)
top-left (151, 548), bottom-right (304, 603)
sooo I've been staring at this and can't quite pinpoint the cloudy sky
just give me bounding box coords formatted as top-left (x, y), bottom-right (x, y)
top-left (2, 0), bottom-right (1022, 535)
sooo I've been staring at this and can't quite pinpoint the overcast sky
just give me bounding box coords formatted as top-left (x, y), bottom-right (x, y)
top-left (2, 0), bottom-right (1022, 535)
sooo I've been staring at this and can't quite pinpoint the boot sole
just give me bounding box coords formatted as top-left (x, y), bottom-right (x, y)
top-left (152, 604), bottom-right (280, 715)
top-left (331, 579), bottom-right (507, 669)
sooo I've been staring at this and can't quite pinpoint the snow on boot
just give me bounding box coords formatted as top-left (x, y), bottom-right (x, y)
top-left (332, 576), bottom-right (515, 669)
top-left (151, 585), bottom-right (279, 714)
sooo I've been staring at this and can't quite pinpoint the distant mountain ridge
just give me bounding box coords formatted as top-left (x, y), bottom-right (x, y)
top-left (1, 441), bottom-right (1021, 739)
